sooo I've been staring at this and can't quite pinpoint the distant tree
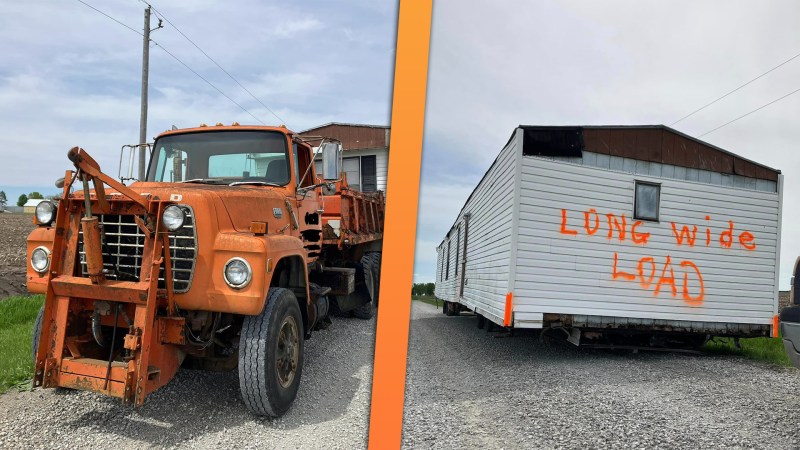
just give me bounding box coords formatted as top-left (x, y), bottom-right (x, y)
top-left (17, 194), bottom-right (28, 207)
top-left (411, 282), bottom-right (436, 297)
top-left (27, 192), bottom-right (44, 200)
top-left (0, 191), bottom-right (6, 210)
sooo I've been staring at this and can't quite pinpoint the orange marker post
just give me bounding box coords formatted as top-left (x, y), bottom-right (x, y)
top-left (367, 1), bottom-right (433, 448)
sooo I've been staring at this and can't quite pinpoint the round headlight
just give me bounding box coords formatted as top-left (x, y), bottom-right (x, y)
top-left (35, 201), bottom-right (56, 225)
top-left (31, 246), bottom-right (50, 274)
top-left (224, 258), bottom-right (252, 289)
top-left (162, 205), bottom-right (186, 231)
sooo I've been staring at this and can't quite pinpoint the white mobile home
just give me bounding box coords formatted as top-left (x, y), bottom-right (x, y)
top-left (435, 125), bottom-right (782, 342)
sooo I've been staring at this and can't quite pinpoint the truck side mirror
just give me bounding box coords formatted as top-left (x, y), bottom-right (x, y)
top-left (119, 144), bottom-right (152, 183)
top-left (321, 142), bottom-right (342, 180)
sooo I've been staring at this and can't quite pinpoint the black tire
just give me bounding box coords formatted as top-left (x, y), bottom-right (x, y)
top-left (476, 314), bottom-right (486, 329)
top-left (239, 288), bottom-right (304, 417)
top-left (444, 302), bottom-right (455, 316)
top-left (32, 305), bottom-right (44, 360)
top-left (370, 253), bottom-right (382, 307)
top-left (352, 254), bottom-right (376, 320)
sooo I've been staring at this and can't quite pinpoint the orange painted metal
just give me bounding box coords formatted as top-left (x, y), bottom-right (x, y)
top-left (80, 217), bottom-right (104, 283)
top-left (27, 124), bottom-right (385, 408)
top-left (321, 183), bottom-right (385, 248)
top-left (773, 314), bottom-right (780, 338)
top-left (503, 292), bottom-right (513, 327)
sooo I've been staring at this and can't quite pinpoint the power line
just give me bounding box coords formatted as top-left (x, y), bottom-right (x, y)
top-left (698, 86), bottom-right (800, 137)
top-left (74, 0), bottom-right (267, 125)
top-left (76, 0), bottom-right (142, 36)
top-left (671, 50), bottom-right (800, 126)
top-left (151, 43), bottom-right (266, 125)
top-left (141, 0), bottom-right (289, 126)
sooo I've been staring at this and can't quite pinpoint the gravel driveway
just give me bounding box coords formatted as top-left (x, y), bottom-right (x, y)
top-left (0, 315), bottom-right (375, 449)
top-left (402, 301), bottom-right (800, 449)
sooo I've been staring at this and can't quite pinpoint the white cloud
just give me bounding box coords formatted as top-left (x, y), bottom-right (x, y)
top-left (272, 18), bottom-right (323, 38)
top-left (0, 0), bottom-right (396, 188)
top-left (416, 0), bottom-right (800, 289)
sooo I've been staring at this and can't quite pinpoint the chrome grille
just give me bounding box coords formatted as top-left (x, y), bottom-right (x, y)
top-left (78, 205), bottom-right (197, 293)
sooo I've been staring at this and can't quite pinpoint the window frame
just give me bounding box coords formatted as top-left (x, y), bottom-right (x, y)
top-left (633, 180), bottom-right (661, 222)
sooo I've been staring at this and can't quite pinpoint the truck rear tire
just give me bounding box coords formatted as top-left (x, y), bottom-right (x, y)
top-left (352, 254), bottom-right (377, 320)
top-left (32, 304), bottom-right (44, 360)
top-left (369, 252), bottom-right (382, 306)
top-left (239, 288), bottom-right (304, 417)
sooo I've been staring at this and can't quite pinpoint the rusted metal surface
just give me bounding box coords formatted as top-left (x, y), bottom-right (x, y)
top-left (158, 317), bottom-right (186, 345)
top-left (298, 123), bottom-right (389, 150)
top-left (27, 123), bottom-right (386, 411)
top-left (553, 126), bottom-right (780, 181)
top-left (80, 217), bottom-right (104, 283)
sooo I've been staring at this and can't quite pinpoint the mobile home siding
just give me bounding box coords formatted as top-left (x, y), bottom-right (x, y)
top-left (512, 155), bottom-right (780, 326)
top-left (434, 137), bottom-right (519, 324)
top-left (343, 148), bottom-right (389, 193)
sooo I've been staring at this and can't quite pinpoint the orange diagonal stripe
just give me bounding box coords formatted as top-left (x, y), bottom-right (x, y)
top-left (367, 1), bottom-right (433, 448)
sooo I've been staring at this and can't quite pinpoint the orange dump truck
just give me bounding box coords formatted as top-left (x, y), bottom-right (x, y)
top-left (26, 124), bottom-right (384, 417)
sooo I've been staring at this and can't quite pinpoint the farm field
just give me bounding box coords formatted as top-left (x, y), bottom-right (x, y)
top-left (0, 213), bottom-right (34, 299)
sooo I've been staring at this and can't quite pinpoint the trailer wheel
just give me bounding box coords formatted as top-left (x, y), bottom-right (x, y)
top-left (32, 304), bottom-right (44, 360)
top-left (352, 254), bottom-right (376, 320)
top-left (444, 301), bottom-right (457, 316)
top-left (239, 287), bottom-right (304, 417)
top-left (476, 314), bottom-right (485, 329)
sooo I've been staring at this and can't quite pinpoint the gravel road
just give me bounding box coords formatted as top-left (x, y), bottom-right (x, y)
top-left (0, 315), bottom-right (375, 449)
top-left (402, 301), bottom-right (800, 449)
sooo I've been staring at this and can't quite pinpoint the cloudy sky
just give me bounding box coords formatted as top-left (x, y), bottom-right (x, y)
top-left (414, 0), bottom-right (800, 289)
top-left (0, 0), bottom-right (396, 203)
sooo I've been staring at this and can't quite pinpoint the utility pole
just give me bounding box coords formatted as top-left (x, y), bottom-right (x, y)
top-left (138, 6), bottom-right (162, 180)
top-left (137, 6), bottom-right (151, 180)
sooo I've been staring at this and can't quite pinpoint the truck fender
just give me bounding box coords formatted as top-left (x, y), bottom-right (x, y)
top-left (264, 235), bottom-right (310, 332)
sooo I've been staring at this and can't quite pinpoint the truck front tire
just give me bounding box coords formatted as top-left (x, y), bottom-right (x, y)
top-left (239, 287), bottom-right (304, 417)
top-left (32, 304), bottom-right (44, 360)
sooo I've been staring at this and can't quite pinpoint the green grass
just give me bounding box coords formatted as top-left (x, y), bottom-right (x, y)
top-left (411, 295), bottom-right (440, 307)
top-left (703, 334), bottom-right (791, 367)
top-left (408, 293), bottom-right (790, 367)
top-left (0, 295), bottom-right (44, 393)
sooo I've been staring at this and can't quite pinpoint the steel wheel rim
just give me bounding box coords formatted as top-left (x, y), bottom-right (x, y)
top-left (276, 315), bottom-right (299, 388)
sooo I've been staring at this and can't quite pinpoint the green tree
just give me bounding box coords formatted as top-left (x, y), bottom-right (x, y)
top-left (17, 194), bottom-right (27, 207)
top-left (0, 190), bottom-right (6, 210)
top-left (27, 192), bottom-right (44, 200)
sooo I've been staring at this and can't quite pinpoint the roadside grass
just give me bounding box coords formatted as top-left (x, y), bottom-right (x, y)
top-left (0, 295), bottom-right (44, 393)
top-left (409, 294), bottom-right (791, 367)
top-left (704, 334), bottom-right (791, 367)
top-left (412, 295), bottom-right (440, 308)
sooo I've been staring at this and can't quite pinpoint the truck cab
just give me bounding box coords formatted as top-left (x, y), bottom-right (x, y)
top-left (26, 124), bottom-right (384, 417)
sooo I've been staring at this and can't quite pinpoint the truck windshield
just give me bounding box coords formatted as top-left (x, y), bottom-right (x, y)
top-left (147, 130), bottom-right (291, 185)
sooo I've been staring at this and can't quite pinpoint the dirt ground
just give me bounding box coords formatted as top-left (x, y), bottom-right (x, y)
top-left (0, 213), bottom-right (35, 298)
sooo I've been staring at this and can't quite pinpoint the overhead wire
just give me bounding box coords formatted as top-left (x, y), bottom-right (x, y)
top-left (698, 86), bottom-right (800, 137)
top-left (140, 0), bottom-right (289, 126)
top-left (76, 0), bottom-right (142, 36)
top-left (74, 0), bottom-right (267, 125)
top-left (671, 49), bottom-right (800, 126)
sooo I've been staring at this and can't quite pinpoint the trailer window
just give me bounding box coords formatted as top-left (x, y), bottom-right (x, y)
top-left (634, 181), bottom-right (660, 221)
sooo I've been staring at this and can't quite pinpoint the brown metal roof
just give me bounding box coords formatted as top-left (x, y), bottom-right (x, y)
top-left (298, 123), bottom-right (390, 150)
top-left (519, 125), bottom-right (780, 181)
